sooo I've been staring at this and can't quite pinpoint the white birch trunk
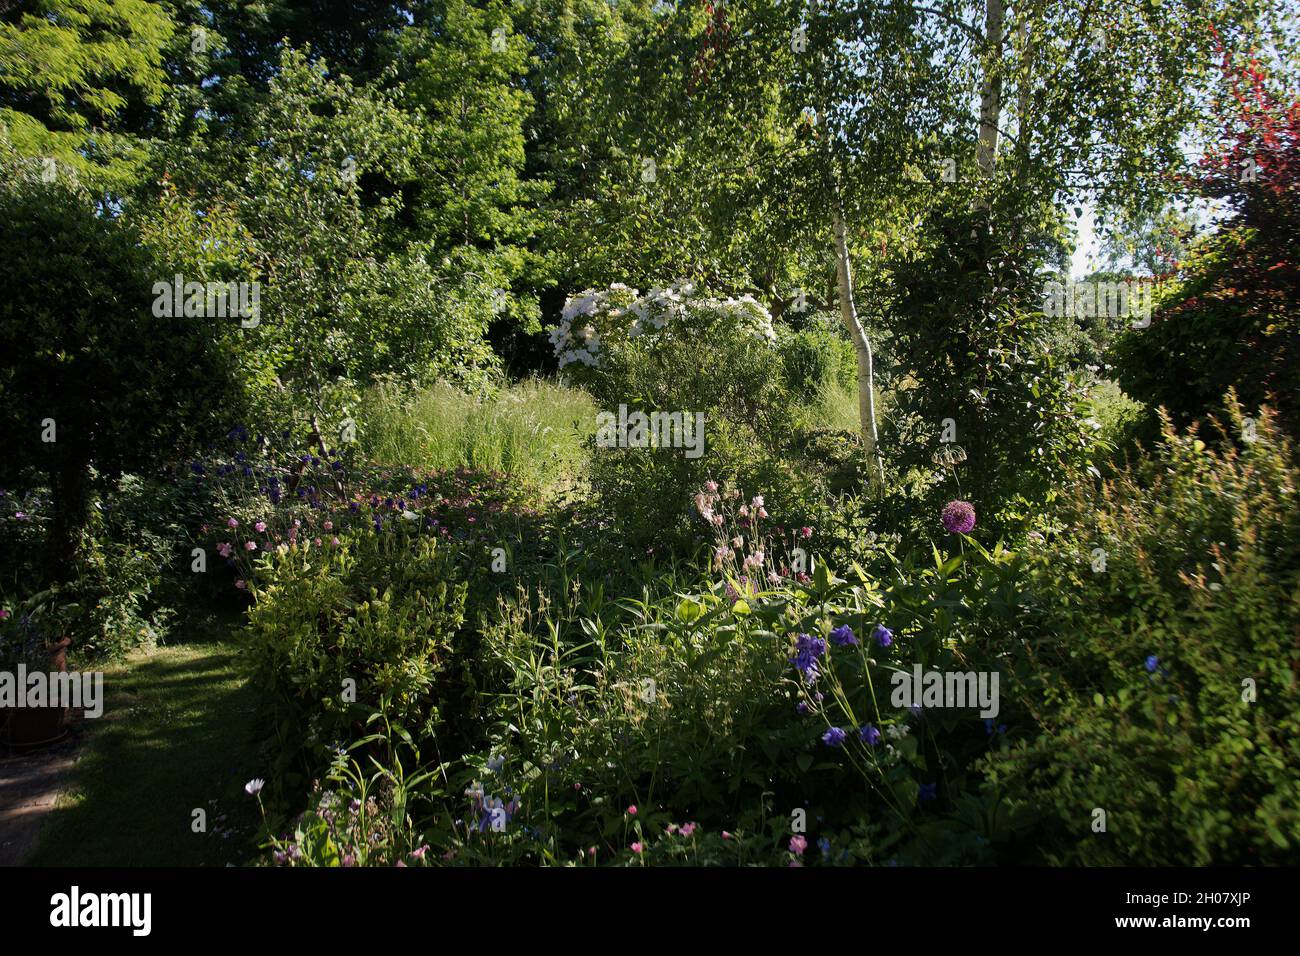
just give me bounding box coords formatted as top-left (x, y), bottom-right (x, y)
top-left (976, 0), bottom-right (1005, 182)
top-left (832, 204), bottom-right (885, 484)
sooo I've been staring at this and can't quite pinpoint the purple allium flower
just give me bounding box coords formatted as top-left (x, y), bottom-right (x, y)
top-left (859, 725), bottom-right (882, 746)
top-left (872, 625), bottom-right (893, 647)
top-left (829, 625), bottom-right (858, 647)
top-left (941, 499), bottom-right (976, 534)
top-left (1145, 655), bottom-right (1159, 673)
top-left (822, 726), bottom-right (847, 747)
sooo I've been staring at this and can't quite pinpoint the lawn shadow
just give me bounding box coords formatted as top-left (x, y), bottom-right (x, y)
top-left (26, 608), bottom-right (264, 867)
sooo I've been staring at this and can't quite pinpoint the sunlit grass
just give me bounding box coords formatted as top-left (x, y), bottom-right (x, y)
top-left (357, 378), bottom-right (596, 487)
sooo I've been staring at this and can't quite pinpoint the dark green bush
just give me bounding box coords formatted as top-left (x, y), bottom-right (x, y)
top-left (0, 150), bottom-right (240, 580)
top-left (983, 395), bottom-right (1300, 864)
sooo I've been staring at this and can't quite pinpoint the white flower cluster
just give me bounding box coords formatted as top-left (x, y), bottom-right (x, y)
top-left (550, 281), bottom-right (776, 369)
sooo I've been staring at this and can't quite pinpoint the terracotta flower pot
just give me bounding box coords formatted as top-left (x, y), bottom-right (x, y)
top-left (4, 637), bottom-right (73, 751)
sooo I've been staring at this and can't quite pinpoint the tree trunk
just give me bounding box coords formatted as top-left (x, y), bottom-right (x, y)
top-left (48, 460), bottom-right (90, 581)
top-left (831, 204), bottom-right (885, 485)
top-left (976, 0), bottom-right (1005, 182)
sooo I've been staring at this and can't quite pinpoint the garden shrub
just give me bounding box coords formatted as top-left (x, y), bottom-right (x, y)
top-left (777, 323), bottom-right (856, 395)
top-left (879, 207), bottom-right (1100, 541)
top-left (1111, 61), bottom-right (1299, 437)
top-left (244, 526), bottom-right (468, 783)
top-left (551, 283), bottom-right (791, 435)
top-left (0, 147), bottom-right (239, 580)
top-left (983, 395), bottom-right (1300, 864)
top-left (586, 415), bottom-right (821, 550)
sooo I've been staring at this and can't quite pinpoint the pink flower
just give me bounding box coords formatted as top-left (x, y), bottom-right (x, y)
top-left (331, 537), bottom-right (341, 546)
top-left (751, 495), bottom-right (764, 508)
top-left (941, 500), bottom-right (977, 535)
top-left (217, 542), bottom-right (233, 557)
top-left (313, 537), bottom-right (322, 547)
top-left (0, 609), bottom-right (9, 620)
top-left (799, 526), bottom-right (813, 539)
top-left (323, 520), bottom-right (333, 531)
top-left (627, 805), bottom-right (637, 816)
top-left (721, 831), bottom-right (732, 840)
top-left (234, 579), bottom-right (247, 590)
top-left (588, 847), bottom-right (596, 857)
top-left (704, 480), bottom-right (718, 493)
top-left (789, 835), bottom-right (807, 856)
top-left (244, 540), bottom-right (257, 551)
top-left (631, 842), bottom-right (643, 854)
top-left (255, 521), bottom-right (267, 533)
top-left (227, 518), bottom-right (238, 528)
top-left (680, 822), bottom-right (697, 838)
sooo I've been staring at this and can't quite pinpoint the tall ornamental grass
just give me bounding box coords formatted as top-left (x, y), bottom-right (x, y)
top-left (357, 379), bottom-right (595, 487)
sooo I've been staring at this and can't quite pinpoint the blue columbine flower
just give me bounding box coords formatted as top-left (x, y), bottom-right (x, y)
top-left (818, 837), bottom-right (831, 857)
top-left (872, 625), bottom-right (893, 647)
top-left (822, 726), bottom-right (847, 747)
top-left (859, 725), bottom-right (881, 746)
top-left (790, 634), bottom-right (827, 681)
top-left (1145, 655), bottom-right (1159, 673)
top-left (829, 625), bottom-right (858, 647)
top-left (918, 783), bottom-right (937, 802)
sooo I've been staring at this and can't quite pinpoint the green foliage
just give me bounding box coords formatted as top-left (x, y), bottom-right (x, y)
top-left (984, 396), bottom-right (1300, 864)
top-left (356, 378), bottom-right (593, 486)
top-left (0, 0), bottom-right (175, 190)
top-left (244, 527), bottom-right (468, 781)
top-left (397, 0), bottom-right (550, 336)
top-left (158, 46), bottom-right (499, 410)
top-left (878, 208), bottom-right (1099, 539)
top-left (1112, 54), bottom-right (1299, 435)
top-left (0, 148), bottom-right (238, 575)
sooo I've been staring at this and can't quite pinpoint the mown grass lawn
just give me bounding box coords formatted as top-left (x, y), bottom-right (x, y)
top-left (28, 609), bottom-right (262, 866)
